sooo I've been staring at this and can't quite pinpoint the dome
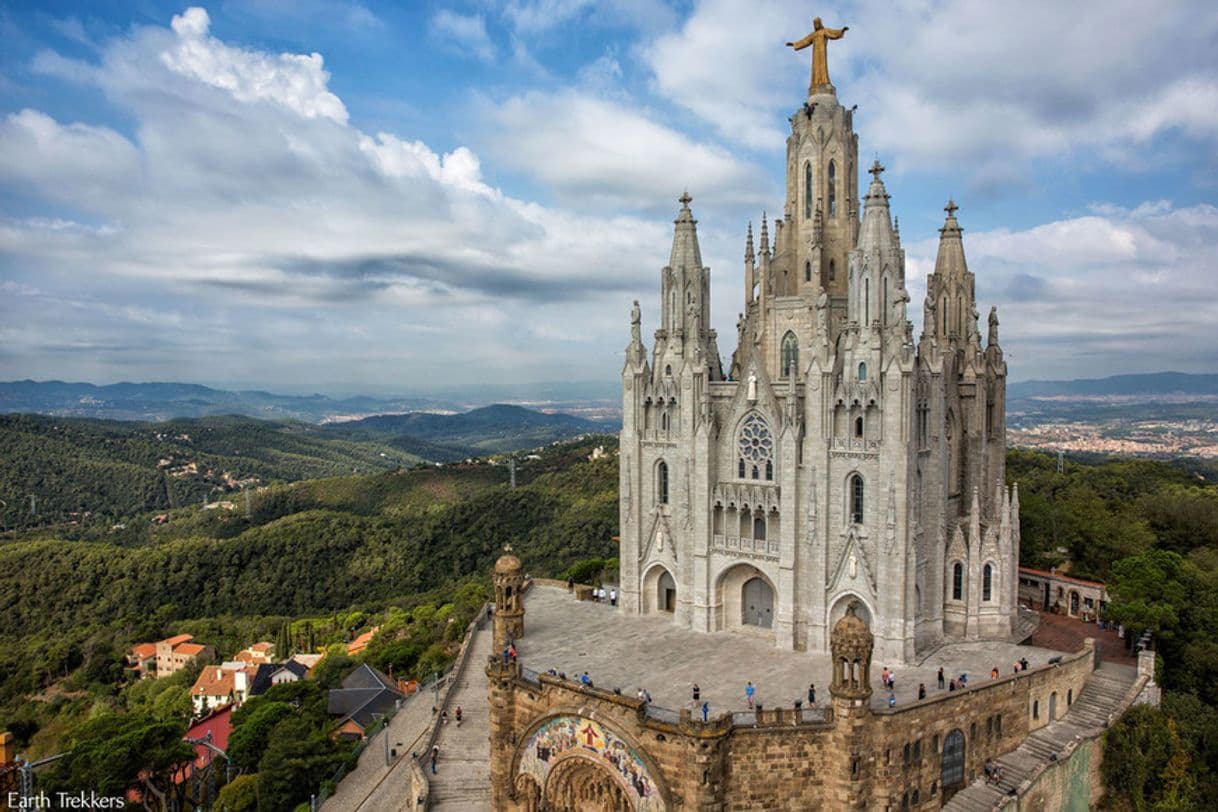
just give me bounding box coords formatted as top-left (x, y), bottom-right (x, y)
top-left (495, 549), bottom-right (522, 575)
top-left (831, 601), bottom-right (873, 655)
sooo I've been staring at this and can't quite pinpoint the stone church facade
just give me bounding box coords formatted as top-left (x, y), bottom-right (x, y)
top-left (619, 47), bottom-right (1018, 664)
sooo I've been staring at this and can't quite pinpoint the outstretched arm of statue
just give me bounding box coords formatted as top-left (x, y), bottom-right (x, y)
top-left (825, 26), bottom-right (848, 39)
top-left (787, 33), bottom-right (815, 50)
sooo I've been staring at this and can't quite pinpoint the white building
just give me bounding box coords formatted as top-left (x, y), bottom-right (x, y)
top-left (618, 63), bottom-right (1019, 664)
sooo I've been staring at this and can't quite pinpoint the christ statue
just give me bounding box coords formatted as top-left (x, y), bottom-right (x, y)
top-left (787, 17), bottom-right (848, 92)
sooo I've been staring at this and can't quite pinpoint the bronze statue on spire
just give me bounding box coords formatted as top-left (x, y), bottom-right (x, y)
top-left (787, 16), bottom-right (848, 92)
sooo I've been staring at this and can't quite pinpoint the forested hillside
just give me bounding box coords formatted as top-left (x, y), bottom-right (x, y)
top-left (0, 406), bottom-right (606, 533)
top-left (0, 414), bottom-right (424, 532)
top-left (0, 437), bottom-right (618, 765)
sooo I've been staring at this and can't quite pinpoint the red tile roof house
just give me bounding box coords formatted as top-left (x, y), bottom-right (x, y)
top-left (234, 641), bottom-right (276, 666)
top-left (190, 664), bottom-right (252, 717)
top-left (154, 634), bottom-right (215, 678)
top-left (126, 642), bottom-right (158, 679)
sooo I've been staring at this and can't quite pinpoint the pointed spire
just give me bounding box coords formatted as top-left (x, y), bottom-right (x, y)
top-left (856, 158), bottom-right (895, 254)
top-left (759, 212), bottom-right (770, 255)
top-left (669, 191), bottom-right (703, 270)
top-left (932, 198), bottom-right (968, 280)
top-left (745, 222), bottom-right (755, 263)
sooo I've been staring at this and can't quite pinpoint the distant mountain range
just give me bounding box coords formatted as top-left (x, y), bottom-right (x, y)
top-left (1009, 372), bottom-right (1218, 400)
top-left (0, 379), bottom-right (458, 423)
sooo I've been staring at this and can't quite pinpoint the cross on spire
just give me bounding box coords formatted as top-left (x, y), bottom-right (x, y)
top-left (679, 190), bottom-right (692, 208)
top-left (868, 159), bottom-right (885, 181)
top-left (944, 198), bottom-right (958, 217)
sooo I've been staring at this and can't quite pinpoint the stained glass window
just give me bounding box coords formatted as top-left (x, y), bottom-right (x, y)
top-left (738, 415), bottom-right (774, 481)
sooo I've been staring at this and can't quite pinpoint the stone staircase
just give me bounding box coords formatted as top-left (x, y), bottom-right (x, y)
top-left (944, 663), bottom-right (1139, 811)
top-left (425, 625), bottom-right (492, 811)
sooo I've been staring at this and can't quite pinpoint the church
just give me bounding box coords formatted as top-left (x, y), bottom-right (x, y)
top-left (617, 18), bottom-right (1019, 663)
top-left (482, 22), bottom-right (1158, 812)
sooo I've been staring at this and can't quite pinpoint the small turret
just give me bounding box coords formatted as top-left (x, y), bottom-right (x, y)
top-left (493, 545), bottom-right (525, 651)
top-left (759, 212), bottom-right (770, 256)
top-left (830, 602), bottom-right (873, 701)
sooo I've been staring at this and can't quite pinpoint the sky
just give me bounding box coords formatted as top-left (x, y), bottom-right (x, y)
top-left (1, 0), bottom-right (1216, 395)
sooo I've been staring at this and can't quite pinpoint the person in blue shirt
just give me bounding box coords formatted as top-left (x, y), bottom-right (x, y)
top-left (745, 681), bottom-right (755, 709)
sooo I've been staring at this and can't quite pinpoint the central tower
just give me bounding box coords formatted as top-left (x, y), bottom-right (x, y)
top-left (619, 21), bottom-right (1018, 663)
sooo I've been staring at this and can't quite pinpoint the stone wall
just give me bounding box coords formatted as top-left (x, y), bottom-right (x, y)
top-left (487, 640), bottom-right (1098, 810)
top-left (999, 737), bottom-right (1100, 812)
top-left (873, 642), bottom-right (1095, 807)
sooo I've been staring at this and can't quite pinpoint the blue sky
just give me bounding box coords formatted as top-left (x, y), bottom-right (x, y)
top-left (1, 1), bottom-right (1216, 394)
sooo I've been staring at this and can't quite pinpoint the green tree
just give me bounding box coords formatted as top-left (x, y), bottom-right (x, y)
top-left (227, 701), bottom-right (295, 772)
top-left (216, 773), bottom-right (259, 812)
top-left (48, 712), bottom-right (194, 807)
top-left (1105, 549), bottom-right (1188, 642)
top-left (1103, 704), bottom-right (1196, 811)
top-left (255, 718), bottom-right (345, 812)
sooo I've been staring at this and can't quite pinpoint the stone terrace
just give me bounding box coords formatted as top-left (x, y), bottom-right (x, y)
top-left (518, 584), bottom-right (1068, 715)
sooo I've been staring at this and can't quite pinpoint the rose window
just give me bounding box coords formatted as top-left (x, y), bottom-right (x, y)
top-left (738, 415), bottom-right (774, 481)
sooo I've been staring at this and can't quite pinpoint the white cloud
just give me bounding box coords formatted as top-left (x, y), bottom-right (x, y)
top-left (429, 10), bottom-right (497, 63)
top-left (0, 6), bottom-right (672, 388)
top-left (0, 110), bottom-right (141, 207)
top-left (484, 88), bottom-right (769, 209)
top-left (161, 7), bottom-right (349, 123)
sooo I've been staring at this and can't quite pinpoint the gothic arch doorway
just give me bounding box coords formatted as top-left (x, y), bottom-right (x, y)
top-left (743, 577), bottom-right (774, 628)
top-left (514, 715), bottom-right (668, 811)
top-left (545, 755), bottom-right (634, 812)
top-left (641, 564), bottom-right (676, 615)
top-left (1049, 691), bottom-right (1058, 721)
top-left (659, 571), bottom-right (676, 613)
top-left (714, 564), bottom-right (778, 633)
top-left (941, 728), bottom-right (966, 797)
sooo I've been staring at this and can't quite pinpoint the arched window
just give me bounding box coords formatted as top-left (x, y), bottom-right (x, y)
top-left (752, 465), bottom-right (760, 480)
top-left (753, 515), bottom-right (767, 541)
top-left (1032, 700), bottom-right (1039, 720)
top-left (665, 364), bottom-right (672, 377)
top-left (828, 160), bottom-right (837, 216)
top-left (850, 475), bottom-right (864, 524)
top-left (829, 258), bottom-right (836, 280)
top-left (657, 461), bottom-right (669, 504)
top-left (952, 562), bottom-right (963, 601)
top-left (854, 416), bottom-right (864, 438)
top-left (661, 410), bottom-right (670, 432)
top-left (983, 564), bottom-right (993, 601)
top-left (864, 277), bottom-right (870, 323)
top-left (941, 729), bottom-right (965, 789)
top-left (738, 458), bottom-right (746, 478)
top-left (781, 331), bottom-right (799, 377)
top-left (765, 460), bottom-right (773, 481)
top-left (805, 260), bottom-right (812, 283)
top-left (804, 161), bottom-right (813, 219)
top-left (858, 362), bottom-right (867, 381)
